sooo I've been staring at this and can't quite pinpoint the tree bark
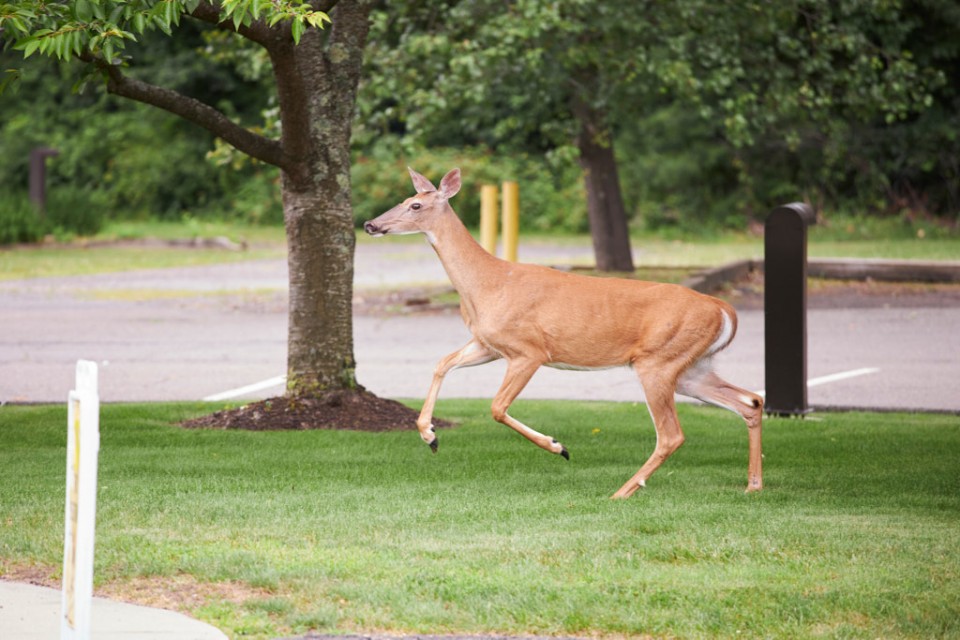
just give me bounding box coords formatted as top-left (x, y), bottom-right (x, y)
top-left (571, 93), bottom-right (635, 273)
top-left (273, 0), bottom-right (372, 395)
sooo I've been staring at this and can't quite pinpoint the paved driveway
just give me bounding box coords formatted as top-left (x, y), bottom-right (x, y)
top-left (1, 242), bottom-right (958, 412)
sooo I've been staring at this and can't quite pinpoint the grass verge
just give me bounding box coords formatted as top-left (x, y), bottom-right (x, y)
top-left (1, 400), bottom-right (958, 639)
top-left (0, 220), bottom-right (285, 281)
top-left (2, 217), bottom-right (958, 281)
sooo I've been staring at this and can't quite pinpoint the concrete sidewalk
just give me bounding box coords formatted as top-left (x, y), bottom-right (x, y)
top-left (0, 580), bottom-right (227, 640)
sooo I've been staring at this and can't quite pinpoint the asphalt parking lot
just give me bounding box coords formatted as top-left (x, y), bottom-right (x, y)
top-left (1, 241), bottom-right (959, 413)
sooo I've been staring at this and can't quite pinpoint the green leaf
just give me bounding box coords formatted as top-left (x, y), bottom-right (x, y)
top-left (74, 0), bottom-right (93, 23)
top-left (20, 38), bottom-right (41, 58)
top-left (306, 11), bottom-right (331, 29)
top-left (4, 17), bottom-right (27, 33)
top-left (291, 18), bottom-right (304, 44)
top-left (71, 30), bottom-right (84, 57)
top-left (154, 15), bottom-right (172, 35)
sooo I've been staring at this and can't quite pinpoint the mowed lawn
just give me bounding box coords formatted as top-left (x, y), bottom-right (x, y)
top-left (1, 400), bottom-right (958, 639)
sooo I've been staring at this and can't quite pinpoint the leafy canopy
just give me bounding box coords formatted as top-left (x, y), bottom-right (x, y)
top-left (0, 0), bottom-right (329, 70)
top-left (363, 1), bottom-right (944, 151)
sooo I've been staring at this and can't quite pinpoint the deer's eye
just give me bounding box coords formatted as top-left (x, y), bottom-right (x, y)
top-left (411, 202), bottom-right (422, 210)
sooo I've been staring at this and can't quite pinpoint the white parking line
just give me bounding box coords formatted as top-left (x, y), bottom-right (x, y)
top-left (207, 367), bottom-right (881, 404)
top-left (756, 367), bottom-right (880, 397)
top-left (203, 375), bottom-right (287, 402)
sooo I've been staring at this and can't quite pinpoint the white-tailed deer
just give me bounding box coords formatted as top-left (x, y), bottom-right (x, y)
top-left (364, 168), bottom-right (763, 498)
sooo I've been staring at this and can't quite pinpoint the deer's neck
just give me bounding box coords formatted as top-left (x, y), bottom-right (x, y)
top-left (427, 209), bottom-right (505, 299)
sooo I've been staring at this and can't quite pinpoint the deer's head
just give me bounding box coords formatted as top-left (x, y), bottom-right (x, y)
top-left (364, 167), bottom-right (461, 238)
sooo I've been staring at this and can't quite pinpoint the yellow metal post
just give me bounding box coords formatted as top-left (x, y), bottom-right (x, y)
top-left (502, 181), bottom-right (519, 262)
top-left (480, 184), bottom-right (499, 255)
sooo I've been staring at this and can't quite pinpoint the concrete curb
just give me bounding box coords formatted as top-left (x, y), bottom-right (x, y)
top-left (681, 259), bottom-right (755, 293)
top-left (681, 258), bottom-right (960, 293)
top-left (807, 258), bottom-right (960, 283)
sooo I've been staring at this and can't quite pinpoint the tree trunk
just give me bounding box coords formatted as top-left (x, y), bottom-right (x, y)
top-left (273, 0), bottom-right (372, 396)
top-left (572, 93), bottom-right (635, 272)
top-left (283, 183), bottom-right (359, 394)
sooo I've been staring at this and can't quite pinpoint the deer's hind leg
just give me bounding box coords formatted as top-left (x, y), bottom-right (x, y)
top-left (612, 364), bottom-right (687, 499)
top-left (677, 360), bottom-right (764, 492)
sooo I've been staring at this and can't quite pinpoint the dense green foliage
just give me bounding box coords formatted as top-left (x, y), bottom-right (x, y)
top-left (352, 142), bottom-right (587, 231)
top-left (2, 401), bottom-right (959, 638)
top-left (0, 0), bottom-right (326, 242)
top-left (361, 0), bottom-right (960, 228)
top-left (0, 20), bottom-right (281, 226)
top-left (1, 2), bottom-right (958, 243)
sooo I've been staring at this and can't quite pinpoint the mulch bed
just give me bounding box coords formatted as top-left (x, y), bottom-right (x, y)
top-left (181, 388), bottom-right (453, 432)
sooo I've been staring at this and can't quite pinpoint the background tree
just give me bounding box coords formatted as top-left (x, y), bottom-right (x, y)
top-left (361, 0), bottom-right (950, 269)
top-left (1, 0), bottom-right (373, 398)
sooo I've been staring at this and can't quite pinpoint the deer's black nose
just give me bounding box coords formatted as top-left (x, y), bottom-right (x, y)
top-left (363, 221), bottom-right (380, 235)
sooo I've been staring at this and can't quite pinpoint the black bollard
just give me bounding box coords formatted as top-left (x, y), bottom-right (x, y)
top-left (764, 202), bottom-right (816, 416)
top-left (29, 147), bottom-right (59, 216)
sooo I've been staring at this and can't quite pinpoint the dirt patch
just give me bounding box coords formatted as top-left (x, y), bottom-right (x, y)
top-left (0, 561), bottom-right (58, 588)
top-left (354, 285), bottom-right (460, 316)
top-left (181, 388), bottom-right (452, 432)
top-left (1, 560), bottom-right (267, 616)
top-left (96, 573), bottom-right (272, 612)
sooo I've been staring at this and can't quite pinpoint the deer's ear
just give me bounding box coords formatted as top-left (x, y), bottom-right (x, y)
top-left (408, 167), bottom-right (437, 194)
top-left (438, 168), bottom-right (461, 200)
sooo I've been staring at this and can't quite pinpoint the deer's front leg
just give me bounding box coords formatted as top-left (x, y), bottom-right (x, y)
top-left (418, 339), bottom-right (499, 452)
top-left (491, 358), bottom-right (569, 459)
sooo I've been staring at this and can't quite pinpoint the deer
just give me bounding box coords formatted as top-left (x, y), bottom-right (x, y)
top-left (363, 168), bottom-right (764, 499)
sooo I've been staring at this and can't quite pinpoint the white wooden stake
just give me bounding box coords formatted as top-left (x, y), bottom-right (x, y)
top-left (62, 360), bottom-right (100, 640)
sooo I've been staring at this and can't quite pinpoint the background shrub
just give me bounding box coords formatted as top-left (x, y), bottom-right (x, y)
top-left (0, 187), bottom-right (106, 245)
top-left (0, 192), bottom-right (44, 244)
top-left (351, 143), bottom-right (587, 232)
top-left (45, 185), bottom-right (106, 237)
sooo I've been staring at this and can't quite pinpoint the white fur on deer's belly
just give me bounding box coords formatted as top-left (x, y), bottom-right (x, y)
top-left (545, 361), bottom-right (625, 371)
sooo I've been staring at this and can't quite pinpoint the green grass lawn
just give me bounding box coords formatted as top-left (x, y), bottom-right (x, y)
top-left (0, 220), bottom-right (286, 281)
top-left (1, 400), bottom-right (958, 639)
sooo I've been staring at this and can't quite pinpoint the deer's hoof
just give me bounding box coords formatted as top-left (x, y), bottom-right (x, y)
top-left (549, 438), bottom-right (569, 460)
top-left (429, 438), bottom-right (438, 454)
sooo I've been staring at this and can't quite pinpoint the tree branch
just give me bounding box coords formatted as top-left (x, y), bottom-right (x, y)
top-left (84, 55), bottom-right (288, 170)
top-left (189, 1), bottom-right (279, 46)
top-left (311, 0), bottom-right (340, 12)
top-left (188, 1), bottom-right (341, 46)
